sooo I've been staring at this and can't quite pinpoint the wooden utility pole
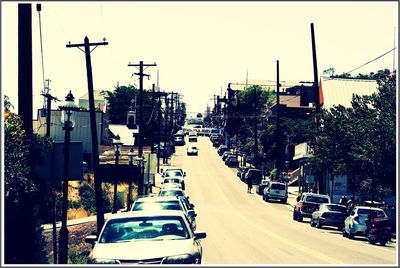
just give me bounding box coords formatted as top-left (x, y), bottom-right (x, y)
top-left (276, 60), bottom-right (282, 177)
top-left (253, 87), bottom-right (258, 169)
top-left (128, 61), bottom-right (157, 195)
top-left (66, 37), bottom-right (108, 239)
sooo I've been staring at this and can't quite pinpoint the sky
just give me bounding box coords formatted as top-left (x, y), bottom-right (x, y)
top-left (1, 1), bottom-right (398, 118)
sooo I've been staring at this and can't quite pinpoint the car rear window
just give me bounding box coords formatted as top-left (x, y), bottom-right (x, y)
top-left (270, 183), bottom-right (286, 190)
top-left (165, 170), bottom-right (183, 177)
top-left (132, 201), bottom-right (182, 211)
top-left (358, 209), bottom-right (385, 217)
top-left (325, 205), bottom-right (346, 212)
top-left (160, 190), bottom-right (184, 197)
top-left (305, 195), bottom-right (330, 203)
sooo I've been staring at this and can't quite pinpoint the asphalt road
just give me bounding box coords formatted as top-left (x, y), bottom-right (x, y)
top-left (166, 136), bottom-right (397, 265)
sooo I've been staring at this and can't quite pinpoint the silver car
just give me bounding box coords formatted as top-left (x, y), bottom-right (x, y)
top-left (263, 182), bottom-right (288, 203)
top-left (343, 206), bottom-right (387, 239)
top-left (85, 210), bottom-right (206, 264)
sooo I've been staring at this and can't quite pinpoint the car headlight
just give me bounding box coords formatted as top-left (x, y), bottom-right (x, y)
top-left (89, 258), bottom-right (121, 264)
top-left (162, 254), bottom-right (197, 264)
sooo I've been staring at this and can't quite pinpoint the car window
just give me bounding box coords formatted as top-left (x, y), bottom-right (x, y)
top-left (270, 183), bottom-right (286, 190)
top-left (165, 170), bottom-right (183, 177)
top-left (164, 178), bottom-right (180, 184)
top-left (132, 201), bottom-right (182, 211)
top-left (326, 205), bottom-right (347, 213)
top-left (99, 216), bottom-right (189, 243)
top-left (305, 195), bottom-right (330, 203)
top-left (357, 209), bottom-right (385, 217)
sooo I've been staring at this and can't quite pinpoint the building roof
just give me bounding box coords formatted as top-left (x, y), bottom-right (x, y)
top-left (108, 124), bottom-right (137, 146)
top-left (79, 90), bottom-right (105, 101)
top-left (230, 79), bottom-right (313, 92)
top-left (320, 77), bottom-right (379, 110)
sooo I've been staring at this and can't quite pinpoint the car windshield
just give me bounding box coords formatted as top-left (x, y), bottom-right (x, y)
top-left (160, 190), bottom-right (184, 197)
top-left (305, 196), bottom-right (330, 203)
top-left (132, 201), bottom-right (182, 211)
top-left (270, 184), bottom-right (286, 190)
top-left (164, 178), bottom-right (180, 184)
top-left (325, 205), bottom-right (347, 212)
top-left (165, 170), bottom-right (183, 177)
top-left (358, 209), bottom-right (386, 217)
top-left (99, 216), bottom-right (189, 243)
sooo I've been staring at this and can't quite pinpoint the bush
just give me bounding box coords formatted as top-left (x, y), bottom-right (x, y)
top-left (68, 245), bottom-right (88, 264)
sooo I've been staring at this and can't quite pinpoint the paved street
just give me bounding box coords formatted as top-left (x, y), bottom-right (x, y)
top-left (160, 136), bottom-right (397, 265)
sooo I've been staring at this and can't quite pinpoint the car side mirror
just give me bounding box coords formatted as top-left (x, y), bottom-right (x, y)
top-left (190, 204), bottom-right (195, 209)
top-left (194, 231), bottom-right (207, 240)
top-left (183, 172), bottom-right (186, 177)
top-left (85, 235), bottom-right (97, 245)
top-left (188, 210), bottom-right (197, 218)
top-left (296, 196), bottom-right (301, 202)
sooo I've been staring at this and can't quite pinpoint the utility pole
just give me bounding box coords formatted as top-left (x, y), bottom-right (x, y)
top-left (157, 91), bottom-right (162, 173)
top-left (170, 92), bottom-right (175, 133)
top-left (128, 61), bottom-right (157, 195)
top-left (66, 37), bottom-right (108, 240)
top-left (276, 60), bottom-right (282, 178)
top-left (164, 95), bottom-right (169, 164)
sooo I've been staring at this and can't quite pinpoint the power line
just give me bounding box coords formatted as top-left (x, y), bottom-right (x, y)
top-left (345, 47), bottom-right (396, 74)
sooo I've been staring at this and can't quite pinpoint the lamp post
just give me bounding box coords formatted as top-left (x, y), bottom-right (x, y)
top-left (127, 148), bottom-right (135, 211)
top-left (112, 135), bottom-right (123, 214)
top-left (58, 90), bottom-right (79, 264)
top-left (285, 160), bottom-right (290, 182)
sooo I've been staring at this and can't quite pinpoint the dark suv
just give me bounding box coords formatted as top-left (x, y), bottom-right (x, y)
top-left (293, 193), bottom-right (331, 222)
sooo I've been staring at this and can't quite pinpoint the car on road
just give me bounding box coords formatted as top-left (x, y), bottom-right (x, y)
top-left (310, 203), bottom-right (347, 229)
top-left (163, 168), bottom-right (186, 178)
top-left (85, 210), bottom-right (206, 264)
top-left (293, 193), bottom-right (331, 222)
top-left (187, 146), bottom-right (199, 156)
top-left (162, 177), bottom-right (185, 190)
top-left (174, 136), bottom-right (185, 146)
top-left (242, 168), bottom-right (262, 185)
top-left (263, 182), bottom-right (288, 203)
top-left (217, 145), bottom-right (229, 156)
top-left (225, 156), bottom-right (239, 167)
top-left (221, 151), bottom-right (233, 161)
top-left (256, 180), bottom-right (271, 195)
top-left (238, 166), bottom-right (254, 181)
top-left (343, 206), bottom-right (387, 239)
top-left (188, 132), bottom-right (198, 142)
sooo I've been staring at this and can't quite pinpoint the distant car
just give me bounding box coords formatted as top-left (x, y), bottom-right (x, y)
top-left (239, 166), bottom-right (254, 181)
top-left (217, 145), bottom-right (229, 156)
top-left (163, 168), bottom-right (186, 178)
top-left (174, 136), bottom-right (185, 146)
top-left (263, 182), bottom-right (288, 203)
top-left (187, 146), bottom-right (199, 156)
top-left (256, 180), bottom-right (270, 195)
top-left (243, 168), bottom-right (262, 185)
top-left (225, 156), bottom-right (239, 167)
top-left (343, 206), bottom-right (387, 239)
top-left (159, 189), bottom-right (185, 198)
top-left (162, 177), bottom-right (185, 190)
top-left (293, 193), bottom-right (331, 222)
top-left (85, 210), bottom-right (206, 264)
top-left (310, 203), bottom-right (347, 230)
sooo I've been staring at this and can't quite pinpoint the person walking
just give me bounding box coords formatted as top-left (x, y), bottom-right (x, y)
top-left (339, 195), bottom-right (348, 206)
top-left (247, 173), bottom-right (253, 193)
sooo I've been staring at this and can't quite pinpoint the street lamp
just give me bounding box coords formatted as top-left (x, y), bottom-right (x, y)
top-left (58, 90), bottom-right (79, 264)
top-left (127, 148), bottom-right (135, 211)
top-left (285, 160), bottom-right (290, 182)
top-left (112, 134), bottom-right (123, 214)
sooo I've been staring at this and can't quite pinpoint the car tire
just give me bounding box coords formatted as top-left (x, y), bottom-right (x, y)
top-left (342, 228), bottom-right (348, 237)
top-left (310, 218), bottom-right (315, 227)
top-left (348, 231), bottom-right (354, 239)
top-left (265, 196), bottom-right (269, 202)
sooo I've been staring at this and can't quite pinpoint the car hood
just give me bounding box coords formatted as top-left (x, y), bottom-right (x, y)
top-left (90, 239), bottom-right (194, 260)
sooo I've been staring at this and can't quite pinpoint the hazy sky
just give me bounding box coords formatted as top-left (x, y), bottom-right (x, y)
top-left (2, 1), bottom-right (398, 117)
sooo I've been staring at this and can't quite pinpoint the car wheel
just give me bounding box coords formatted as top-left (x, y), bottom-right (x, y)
top-left (310, 218), bottom-right (315, 227)
top-left (281, 198), bottom-right (287, 204)
top-left (348, 230), bottom-right (354, 239)
top-left (265, 196), bottom-right (269, 202)
top-left (297, 213), bottom-right (303, 222)
top-left (293, 211), bottom-right (297, 221)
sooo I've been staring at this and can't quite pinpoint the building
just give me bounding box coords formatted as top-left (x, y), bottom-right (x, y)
top-left (78, 90), bottom-right (107, 112)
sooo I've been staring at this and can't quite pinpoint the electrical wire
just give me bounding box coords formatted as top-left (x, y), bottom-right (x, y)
top-left (345, 47), bottom-right (396, 74)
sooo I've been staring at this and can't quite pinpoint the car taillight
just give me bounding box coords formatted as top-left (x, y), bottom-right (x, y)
top-left (354, 216), bottom-right (359, 223)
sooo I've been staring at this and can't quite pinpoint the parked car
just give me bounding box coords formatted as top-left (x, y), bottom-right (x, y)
top-left (263, 182), bottom-right (288, 203)
top-left (174, 136), bottom-right (185, 146)
top-left (188, 132), bottom-right (198, 142)
top-left (293, 193), bottom-right (331, 222)
top-left (85, 210), bottom-right (206, 264)
top-left (212, 139), bottom-right (222, 147)
top-left (256, 180), bottom-right (271, 195)
top-left (310, 203), bottom-right (347, 229)
top-left (343, 206), bottom-right (387, 239)
top-left (243, 168), bottom-right (262, 185)
top-left (221, 151), bottom-right (233, 161)
top-left (162, 177), bottom-right (185, 190)
top-left (239, 166), bottom-right (254, 181)
top-left (225, 156), bottom-right (239, 167)
top-left (163, 168), bottom-right (186, 178)
top-left (217, 145), bottom-right (229, 156)
top-left (187, 146), bottom-right (199, 156)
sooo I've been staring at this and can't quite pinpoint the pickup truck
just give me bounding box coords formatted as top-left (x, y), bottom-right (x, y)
top-left (293, 193), bottom-right (331, 222)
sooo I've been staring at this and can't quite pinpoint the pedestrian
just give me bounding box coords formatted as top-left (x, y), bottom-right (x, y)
top-left (347, 196), bottom-right (356, 214)
top-left (339, 195), bottom-right (348, 206)
top-left (247, 173), bottom-right (253, 193)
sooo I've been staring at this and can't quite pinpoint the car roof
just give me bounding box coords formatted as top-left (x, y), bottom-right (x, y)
top-left (134, 196), bottom-right (180, 202)
top-left (165, 168), bottom-right (183, 171)
top-left (107, 210), bottom-right (187, 221)
top-left (355, 206), bottom-right (384, 211)
top-left (303, 193), bottom-right (330, 197)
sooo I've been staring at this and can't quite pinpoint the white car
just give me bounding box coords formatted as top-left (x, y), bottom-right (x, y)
top-left (162, 177), bottom-right (185, 190)
top-left (187, 146), bottom-right (199, 155)
top-left (343, 206), bottom-right (387, 239)
top-left (85, 210), bottom-right (206, 264)
top-left (263, 182), bottom-right (288, 203)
